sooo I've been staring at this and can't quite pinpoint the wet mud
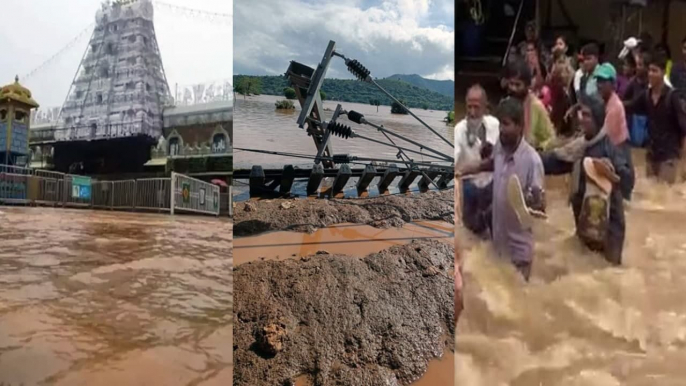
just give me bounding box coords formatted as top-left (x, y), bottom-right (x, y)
top-left (233, 239), bottom-right (455, 386)
top-left (233, 188), bottom-right (454, 237)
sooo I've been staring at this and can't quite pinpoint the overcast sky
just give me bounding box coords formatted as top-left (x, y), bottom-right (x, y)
top-left (0, 0), bottom-right (232, 107)
top-left (234, 0), bottom-right (454, 81)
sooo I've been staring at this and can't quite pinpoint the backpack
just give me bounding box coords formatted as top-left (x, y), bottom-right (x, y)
top-left (577, 177), bottom-right (610, 248)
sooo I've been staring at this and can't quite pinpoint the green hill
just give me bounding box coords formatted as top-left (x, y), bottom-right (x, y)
top-left (233, 75), bottom-right (454, 111)
top-left (386, 74), bottom-right (455, 98)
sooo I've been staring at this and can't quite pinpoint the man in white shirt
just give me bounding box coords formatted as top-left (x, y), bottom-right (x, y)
top-left (455, 85), bottom-right (500, 235)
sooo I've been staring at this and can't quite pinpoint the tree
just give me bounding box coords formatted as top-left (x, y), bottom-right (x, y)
top-left (391, 100), bottom-right (408, 114)
top-left (446, 111), bottom-right (455, 124)
top-left (284, 87), bottom-right (297, 100)
top-left (275, 99), bottom-right (295, 109)
top-left (422, 103), bottom-right (429, 110)
top-left (231, 74), bottom-right (454, 110)
top-left (237, 77), bottom-right (261, 99)
top-left (369, 99), bottom-right (381, 112)
top-left (320, 90), bottom-right (326, 101)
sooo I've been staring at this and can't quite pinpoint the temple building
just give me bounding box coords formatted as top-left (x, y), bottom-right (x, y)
top-left (52, 0), bottom-right (172, 173)
top-left (25, 0), bottom-right (232, 186)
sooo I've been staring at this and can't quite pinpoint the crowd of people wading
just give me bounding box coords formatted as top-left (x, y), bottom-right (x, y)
top-left (454, 25), bottom-right (686, 322)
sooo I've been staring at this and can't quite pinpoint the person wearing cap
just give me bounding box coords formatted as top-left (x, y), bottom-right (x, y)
top-left (596, 63), bottom-right (635, 200)
top-left (540, 96), bottom-right (630, 265)
top-left (625, 52), bottom-right (686, 184)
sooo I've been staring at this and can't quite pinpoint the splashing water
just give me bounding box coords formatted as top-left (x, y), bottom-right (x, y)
top-left (456, 150), bottom-right (686, 385)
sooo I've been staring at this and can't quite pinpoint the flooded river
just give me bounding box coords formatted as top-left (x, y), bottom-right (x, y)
top-left (233, 95), bottom-right (455, 199)
top-left (235, 220), bottom-right (454, 385)
top-left (455, 150), bottom-right (686, 385)
top-left (0, 208), bottom-right (232, 386)
top-left (233, 95), bottom-right (454, 169)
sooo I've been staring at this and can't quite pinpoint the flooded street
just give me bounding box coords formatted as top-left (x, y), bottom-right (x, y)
top-left (233, 95), bottom-right (454, 169)
top-left (456, 149), bottom-right (686, 385)
top-left (234, 220), bottom-right (454, 385)
top-left (0, 208), bottom-right (232, 386)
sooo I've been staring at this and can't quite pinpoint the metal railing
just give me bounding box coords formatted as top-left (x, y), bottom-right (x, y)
top-left (0, 164), bottom-right (225, 217)
top-left (92, 180), bottom-right (114, 208)
top-left (34, 177), bottom-right (63, 205)
top-left (0, 173), bottom-right (30, 204)
top-left (112, 180), bottom-right (137, 209)
top-left (136, 178), bottom-right (172, 211)
top-left (171, 172), bottom-right (220, 216)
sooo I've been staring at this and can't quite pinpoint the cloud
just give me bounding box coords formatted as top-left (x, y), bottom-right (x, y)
top-left (234, 0), bottom-right (454, 80)
top-left (390, 0), bottom-right (431, 18)
top-left (0, 0), bottom-right (232, 108)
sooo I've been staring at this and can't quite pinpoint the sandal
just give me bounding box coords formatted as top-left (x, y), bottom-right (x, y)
top-left (507, 174), bottom-right (535, 229)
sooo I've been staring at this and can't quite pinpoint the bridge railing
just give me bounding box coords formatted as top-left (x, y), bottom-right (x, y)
top-left (0, 165), bottom-right (223, 217)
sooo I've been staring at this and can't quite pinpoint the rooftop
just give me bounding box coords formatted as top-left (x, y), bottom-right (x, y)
top-left (0, 76), bottom-right (39, 108)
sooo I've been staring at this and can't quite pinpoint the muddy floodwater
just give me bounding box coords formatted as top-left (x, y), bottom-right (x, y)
top-left (233, 95), bottom-right (455, 199)
top-left (234, 95), bottom-right (454, 169)
top-left (456, 149), bottom-right (686, 385)
top-left (0, 207), bottom-right (232, 386)
top-left (234, 218), bottom-right (454, 386)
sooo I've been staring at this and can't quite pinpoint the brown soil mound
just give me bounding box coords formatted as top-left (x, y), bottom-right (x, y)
top-left (233, 239), bottom-right (455, 386)
top-left (234, 189), bottom-right (454, 236)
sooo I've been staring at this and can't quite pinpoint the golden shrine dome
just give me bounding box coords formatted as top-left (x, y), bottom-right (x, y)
top-left (0, 76), bottom-right (39, 108)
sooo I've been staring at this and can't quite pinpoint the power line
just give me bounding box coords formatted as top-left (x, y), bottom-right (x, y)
top-left (153, 1), bottom-right (232, 24)
top-left (22, 23), bottom-right (95, 82)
